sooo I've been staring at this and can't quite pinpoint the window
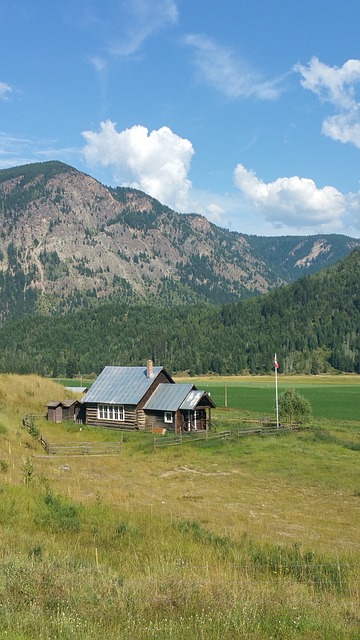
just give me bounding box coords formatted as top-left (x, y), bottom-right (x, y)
top-left (164, 411), bottom-right (173, 424)
top-left (98, 404), bottom-right (124, 421)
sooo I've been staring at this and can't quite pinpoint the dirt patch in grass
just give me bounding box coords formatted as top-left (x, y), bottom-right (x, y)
top-left (160, 465), bottom-right (233, 478)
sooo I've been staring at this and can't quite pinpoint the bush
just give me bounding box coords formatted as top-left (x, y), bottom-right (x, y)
top-left (0, 459), bottom-right (9, 473)
top-left (278, 388), bottom-right (312, 424)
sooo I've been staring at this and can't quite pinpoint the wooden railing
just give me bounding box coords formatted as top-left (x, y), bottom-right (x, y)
top-left (39, 436), bottom-right (123, 456)
top-left (237, 423), bottom-right (301, 437)
top-left (23, 414), bottom-right (123, 456)
top-left (153, 430), bottom-right (231, 448)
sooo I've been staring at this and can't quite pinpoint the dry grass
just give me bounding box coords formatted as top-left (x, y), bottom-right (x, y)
top-left (1, 374), bottom-right (360, 638)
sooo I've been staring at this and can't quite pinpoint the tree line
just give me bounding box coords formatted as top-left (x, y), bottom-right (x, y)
top-left (0, 247), bottom-right (358, 377)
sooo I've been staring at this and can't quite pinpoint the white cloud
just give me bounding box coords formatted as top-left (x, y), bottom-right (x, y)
top-left (233, 164), bottom-right (346, 231)
top-left (205, 203), bottom-right (225, 224)
top-left (295, 57), bottom-right (360, 148)
top-left (109, 0), bottom-right (178, 57)
top-left (184, 34), bottom-right (283, 100)
top-left (322, 111), bottom-right (360, 148)
top-left (82, 119), bottom-right (194, 211)
top-left (0, 82), bottom-right (13, 101)
top-left (294, 57), bottom-right (360, 110)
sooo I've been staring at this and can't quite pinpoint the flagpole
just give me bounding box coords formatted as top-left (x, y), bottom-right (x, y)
top-left (275, 353), bottom-right (279, 429)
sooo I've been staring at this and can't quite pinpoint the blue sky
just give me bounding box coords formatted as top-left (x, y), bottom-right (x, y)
top-left (2, 1), bottom-right (360, 237)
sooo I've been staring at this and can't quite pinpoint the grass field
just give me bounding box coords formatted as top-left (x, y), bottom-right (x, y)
top-left (175, 374), bottom-right (360, 422)
top-left (1, 374), bottom-right (360, 639)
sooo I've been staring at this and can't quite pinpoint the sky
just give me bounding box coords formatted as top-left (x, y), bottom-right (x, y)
top-left (2, 1), bottom-right (360, 238)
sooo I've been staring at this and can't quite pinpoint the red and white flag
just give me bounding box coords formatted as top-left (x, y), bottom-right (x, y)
top-left (274, 354), bottom-right (279, 369)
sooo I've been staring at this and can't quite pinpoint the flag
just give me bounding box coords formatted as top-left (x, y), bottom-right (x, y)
top-left (274, 354), bottom-right (279, 369)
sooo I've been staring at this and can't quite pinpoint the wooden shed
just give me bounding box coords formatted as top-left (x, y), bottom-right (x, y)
top-left (61, 399), bottom-right (81, 421)
top-left (47, 401), bottom-right (63, 423)
top-left (47, 399), bottom-right (81, 423)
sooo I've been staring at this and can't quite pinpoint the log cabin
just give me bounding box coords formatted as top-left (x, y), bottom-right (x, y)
top-left (80, 360), bottom-right (215, 433)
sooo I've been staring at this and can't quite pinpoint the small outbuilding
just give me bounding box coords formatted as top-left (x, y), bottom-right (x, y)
top-left (47, 401), bottom-right (63, 423)
top-left (47, 399), bottom-right (81, 423)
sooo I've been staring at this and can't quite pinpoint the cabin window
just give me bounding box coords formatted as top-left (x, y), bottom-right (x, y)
top-left (164, 411), bottom-right (173, 423)
top-left (98, 404), bottom-right (124, 421)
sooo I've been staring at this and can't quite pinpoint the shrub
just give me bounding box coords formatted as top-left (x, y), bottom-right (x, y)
top-left (0, 459), bottom-right (9, 473)
top-left (278, 388), bottom-right (312, 424)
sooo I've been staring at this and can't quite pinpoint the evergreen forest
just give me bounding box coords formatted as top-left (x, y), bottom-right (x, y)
top-left (0, 247), bottom-right (359, 377)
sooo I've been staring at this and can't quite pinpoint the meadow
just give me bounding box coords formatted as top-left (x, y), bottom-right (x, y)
top-left (0, 374), bottom-right (359, 639)
top-left (176, 373), bottom-right (360, 422)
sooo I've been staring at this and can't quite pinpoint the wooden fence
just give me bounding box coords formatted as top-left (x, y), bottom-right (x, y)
top-left (153, 430), bottom-right (231, 448)
top-left (237, 424), bottom-right (301, 438)
top-left (39, 435), bottom-right (123, 456)
top-left (22, 414), bottom-right (123, 456)
top-left (154, 424), bottom-right (302, 448)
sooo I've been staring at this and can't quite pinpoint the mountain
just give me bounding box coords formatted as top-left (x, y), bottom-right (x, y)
top-left (0, 246), bottom-right (359, 377)
top-left (0, 160), bottom-right (359, 322)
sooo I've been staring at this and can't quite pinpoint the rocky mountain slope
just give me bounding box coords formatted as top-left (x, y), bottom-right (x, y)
top-left (0, 160), bottom-right (358, 321)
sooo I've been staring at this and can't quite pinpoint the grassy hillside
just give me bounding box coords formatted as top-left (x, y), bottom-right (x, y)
top-left (0, 375), bottom-right (360, 638)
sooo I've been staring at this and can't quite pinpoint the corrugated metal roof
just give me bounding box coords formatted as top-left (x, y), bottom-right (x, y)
top-left (180, 390), bottom-right (209, 410)
top-left (81, 365), bottom-right (164, 405)
top-left (144, 383), bottom-right (194, 411)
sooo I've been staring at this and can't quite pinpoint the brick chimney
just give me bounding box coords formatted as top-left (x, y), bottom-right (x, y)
top-left (146, 359), bottom-right (154, 378)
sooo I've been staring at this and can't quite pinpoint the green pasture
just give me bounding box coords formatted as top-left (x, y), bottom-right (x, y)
top-left (55, 377), bottom-right (94, 388)
top-left (183, 377), bottom-right (360, 422)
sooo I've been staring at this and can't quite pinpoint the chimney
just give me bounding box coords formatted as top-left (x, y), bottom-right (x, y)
top-left (146, 359), bottom-right (154, 379)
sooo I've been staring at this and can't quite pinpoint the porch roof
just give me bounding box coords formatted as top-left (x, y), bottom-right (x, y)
top-left (180, 389), bottom-right (215, 410)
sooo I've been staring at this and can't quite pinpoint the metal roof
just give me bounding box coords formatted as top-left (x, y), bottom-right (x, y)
top-left (81, 365), bottom-right (165, 405)
top-left (144, 383), bottom-right (194, 411)
top-left (65, 387), bottom-right (88, 394)
top-left (180, 389), bottom-right (214, 410)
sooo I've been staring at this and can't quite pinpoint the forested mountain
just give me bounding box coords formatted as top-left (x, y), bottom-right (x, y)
top-left (0, 247), bottom-right (359, 376)
top-left (0, 160), bottom-right (358, 323)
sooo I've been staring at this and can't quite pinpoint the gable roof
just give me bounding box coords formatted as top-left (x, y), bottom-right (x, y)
top-left (81, 365), bottom-right (169, 405)
top-left (47, 399), bottom-right (80, 409)
top-left (180, 389), bottom-right (215, 410)
top-left (47, 401), bottom-right (62, 408)
top-left (62, 399), bottom-right (80, 408)
top-left (144, 383), bottom-right (195, 411)
top-left (144, 383), bottom-right (215, 411)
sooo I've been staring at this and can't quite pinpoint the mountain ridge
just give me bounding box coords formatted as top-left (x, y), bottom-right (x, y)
top-left (0, 160), bottom-right (359, 322)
